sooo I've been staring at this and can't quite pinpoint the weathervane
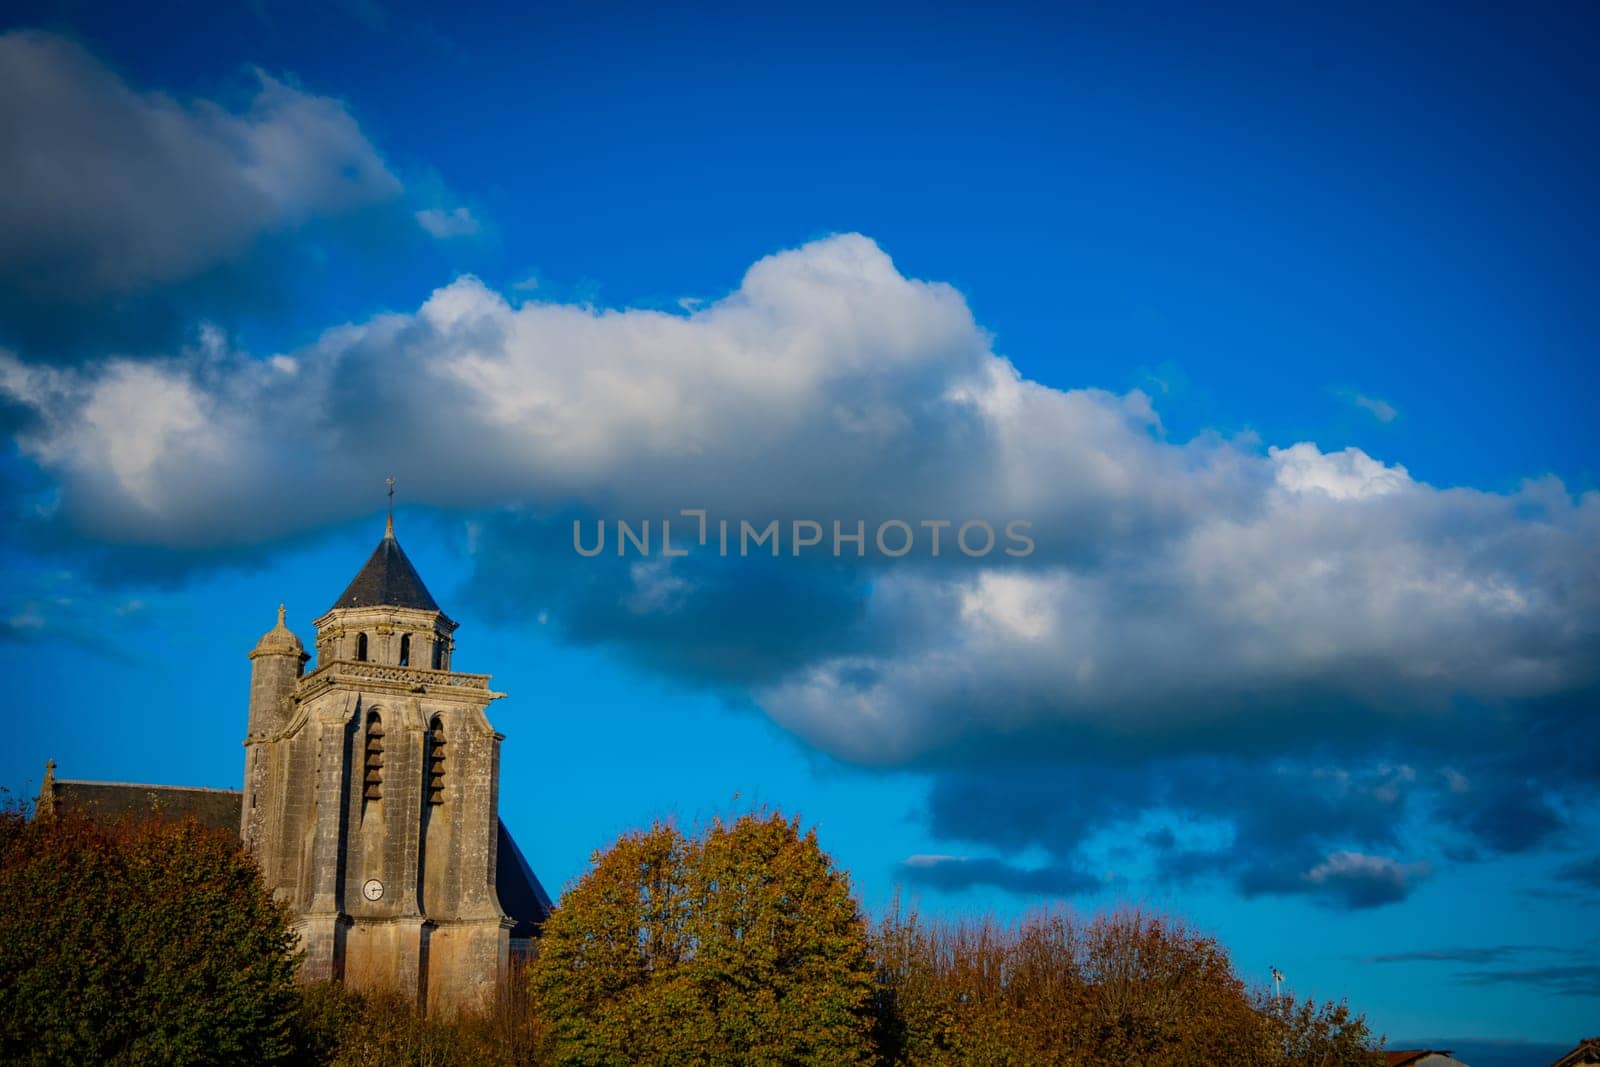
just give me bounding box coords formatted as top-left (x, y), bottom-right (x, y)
top-left (385, 476), bottom-right (396, 536)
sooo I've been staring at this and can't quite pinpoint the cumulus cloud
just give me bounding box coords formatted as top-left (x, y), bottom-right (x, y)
top-left (0, 30), bottom-right (400, 305)
top-left (2, 234), bottom-right (996, 543)
top-left (1299, 850), bottom-right (1427, 909)
top-left (914, 758), bottom-right (1443, 908)
top-left (3, 232), bottom-right (1597, 906)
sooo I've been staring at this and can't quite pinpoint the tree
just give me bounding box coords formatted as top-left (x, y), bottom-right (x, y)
top-left (0, 805), bottom-right (302, 1065)
top-left (529, 812), bottom-right (878, 1065)
top-left (1260, 991), bottom-right (1384, 1067)
top-left (871, 902), bottom-right (1382, 1066)
top-left (1071, 908), bottom-right (1278, 1064)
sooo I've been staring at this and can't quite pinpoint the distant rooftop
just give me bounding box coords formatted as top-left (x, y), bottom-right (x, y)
top-left (1384, 1052), bottom-right (1468, 1067)
top-left (1551, 1037), bottom-right (1600, 1067)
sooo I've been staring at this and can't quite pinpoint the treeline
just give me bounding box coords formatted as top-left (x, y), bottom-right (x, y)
top-left (0, 803), bottom-right (1383, 1066)
top-left (871, 907), bottom-right (1375, 1065)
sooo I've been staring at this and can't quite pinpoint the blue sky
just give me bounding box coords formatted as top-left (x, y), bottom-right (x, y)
top-left (1, 1), bottom-right (1596, 1055)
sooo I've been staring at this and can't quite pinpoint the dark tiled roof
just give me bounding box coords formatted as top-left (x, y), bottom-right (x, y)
top-left (48, 780), bottom-right (243, 834)
top-left (43, 779), bottom-right (550, 935)
top-left (497, 818), bottom-right (554, 939)
top-left (331, 531), bottom-right (440, 613)
top-left (1552, 1038), bottom-right (1600, 1067)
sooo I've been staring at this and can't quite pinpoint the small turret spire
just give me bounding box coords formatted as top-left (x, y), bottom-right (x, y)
top-left (38, 759), bottom-right (57, 819)
top-left (251, 603), bottom-right (305, 659)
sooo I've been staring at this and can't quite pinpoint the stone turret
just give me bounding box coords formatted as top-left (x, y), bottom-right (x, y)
top-left (247, 605), bottom-right (307, 738)
top-left (242, 605), bottom-right (307, 856)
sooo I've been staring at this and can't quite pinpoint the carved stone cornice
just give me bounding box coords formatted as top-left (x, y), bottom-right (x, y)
top-left (296, 659), bottom-right (503, 703)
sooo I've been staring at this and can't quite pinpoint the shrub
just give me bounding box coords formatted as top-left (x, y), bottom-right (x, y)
top-left (0, 806), bottom-right (301, 1065)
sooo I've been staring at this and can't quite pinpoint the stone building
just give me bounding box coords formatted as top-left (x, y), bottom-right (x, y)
top-left (41, 518), bottom-right (550, 1014)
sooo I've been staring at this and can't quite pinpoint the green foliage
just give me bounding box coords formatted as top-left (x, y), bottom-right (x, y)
top-left (529, 811), bottom-right (879, 1065)
top-left (0, 793), bottom-right (1383, 1067)
top-left (0, 807), bottom-right (302, 1066)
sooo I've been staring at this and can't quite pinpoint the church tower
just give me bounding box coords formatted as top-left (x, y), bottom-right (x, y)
top-left (241, 515), bottom-right (517, 1013)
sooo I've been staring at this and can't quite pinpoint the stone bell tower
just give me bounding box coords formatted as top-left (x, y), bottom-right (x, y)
top-left (241, 514), bottom-right (515, 1013)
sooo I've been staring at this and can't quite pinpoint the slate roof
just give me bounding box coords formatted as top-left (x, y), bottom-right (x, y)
top-left (40, 777), bottom-right (551, 937)
top-left (45, 779), bottom-right (244, 833)
top-left (496, 819), bottom-right (554, 939)
top-left (331, 528), bottom-right (440, 613)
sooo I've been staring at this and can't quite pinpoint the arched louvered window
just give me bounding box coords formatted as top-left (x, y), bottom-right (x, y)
top-left (399, 634), bottom-right (411, 667)
top-left (426, 716), bottom-right (446, 806)
top-left (363, 712), bottom-right (384, 801)
top-left (356, 632), bottom-right (368, 662)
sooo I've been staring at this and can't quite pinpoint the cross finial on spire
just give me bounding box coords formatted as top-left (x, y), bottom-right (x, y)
top-left (385, 476), bottom-right (396, 537)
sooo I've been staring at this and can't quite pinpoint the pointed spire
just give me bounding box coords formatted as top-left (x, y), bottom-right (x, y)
top-left (331, 528), bottom-right (440, 613)
top-left (38, 759), bottom-right (57, 818)
top-left (326, 476), bottom-right (440, 613)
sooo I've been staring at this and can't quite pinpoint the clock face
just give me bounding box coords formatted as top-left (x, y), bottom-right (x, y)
top-left (362, 878), bottom-right (384, 901)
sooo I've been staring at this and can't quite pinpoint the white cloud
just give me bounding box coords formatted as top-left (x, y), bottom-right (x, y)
top-left (959, 571), bottom-right (1062, 642)
top-left (3, 233), bottom-right (1596, 771)
top-left (1305, 850), bottom-right (1410, 884)
top-left (624, 559), bottom-right (693, 614)
top-left (1340, 389), bottom-right (1399, 423)
top-left (415, 206), bottom-right (482, 239)
top-left (1301, 850), bottom-right (1429, 907)
top-left (902, 854), bottom-right (966, 867)
top-left (1269, 442), bottom-right (1412, 500)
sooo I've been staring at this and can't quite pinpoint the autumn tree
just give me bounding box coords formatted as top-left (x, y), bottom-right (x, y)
top-left (529, 811), bottom-right (878, 1065)
top-left (872, 902), bottom-right (1381, 1066)
top-left (1072, 908), bottom-right (1279, 1064)
top-left (1260, 991), bottom-right (1384, 1067)
top-left (0, 806), bottom-right (302, 1065)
